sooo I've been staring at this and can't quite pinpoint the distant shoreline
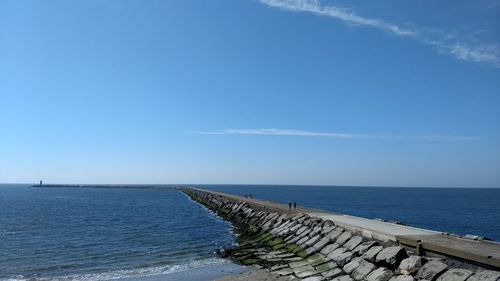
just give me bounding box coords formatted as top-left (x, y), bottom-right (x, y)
top-left (14, 183), bottom-right (499, 189)
top-left (32, 184), bottom-right (183, 189)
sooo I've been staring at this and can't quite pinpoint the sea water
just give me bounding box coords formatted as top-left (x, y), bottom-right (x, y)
top-left (0, 185), bottom-right (240, 280)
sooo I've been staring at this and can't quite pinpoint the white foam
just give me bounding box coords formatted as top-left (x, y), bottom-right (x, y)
top-left (0, 258), bottom-right (230, 281)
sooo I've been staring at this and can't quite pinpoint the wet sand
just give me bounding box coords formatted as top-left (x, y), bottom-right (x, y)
top-left (212, 268), bottom-right (292, 281)
top-left (116, 260), bottom-right (246, 281)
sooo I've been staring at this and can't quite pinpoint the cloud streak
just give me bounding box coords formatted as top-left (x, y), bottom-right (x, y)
top-left (193, 128), bottom-right (480, 142)
top-left (258, 0), bottom-right (500, 67)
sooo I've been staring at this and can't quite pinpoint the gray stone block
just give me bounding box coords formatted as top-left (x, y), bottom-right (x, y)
top-left (310, 225), bottom-right (323, 236)
top-left (283, 256), bottom-right (303, 262)
top-left (302, 276), bottom-right (324, 281)
top-left (303, 218), bottom-right (314, 226)
top-left (375, 246), bottom-right (408, 268)
top-left (280, 220), bottom-right (294, 228)
top-left (416, 260), bottom-right (448, 281)
top-left (343, 235), bottom-right (363, 251)
top-left (287, 235), bottom-right (302, 244)
top-left (343, 257), bottom-right (363, 274)
top-left (289, 260), bottom-right (310, 269)
top-left (272, 220), bottom-right (287, 230)
top-left (313, 237), bottom-right (331, 251)
top-left (332, 275), bottom-right (355, 281)
top-left (284, 232), bottom-right (296, 241)
top-left (296, 226), bottom-right (309, 235)
top-left (352, 260), bottom-right (377, 280)
top-left (328, 247), bottom-right (347, 257)
top-left (436, 268), bottom-right (474, 281)
top-left (296, 269), bottom-right (320, 279)
top-left (322, 268), bottom-right (344, 279)
top-left (317, 260), bottom-right (338, 270)
top-left (328, 248), bottom-right (354, 267)
top-left (353, 241), bottom-right (378, 255)
top-left (363, 246), bottom-right (383, 262)
top-left (399, 256), bottom-right (425, 275)
top-left (304, 246), bottom-right (318, 256)
top-left (320, 243), bottom-right (340, 255)
top-left (290, 223), bottom-right (303, 232)
top-left (326, 227), bottom-right (345, 240)
top-left (323, 220), bottom-right (335, 227)
top-left (304, 235), bottom-right (322, 247)
top-left (467, 270), bottom-right (500, 281)
top-left (335, 252), bottom-right (354, 267)
top-left (297, 215), bottom-right (308, 223)
top-left (297, 235), bottom-right (312, 246)
top-left (277, 213), bottom-right (288, 221)
top-left (300, 229), bottom-right (312, 238)
top-left (322, 225), bottom-right (336, 234)
top-left (276, 252), bottom-right (295, 258)
top-left (262, 220), bottom-right (275, 230)
top-left (336, 231), bottom-right (353, 245)
top-left (366, 267), bottom-right (394, 281)
top-left (389, 276), bottom-right (415, 281)
top-left (292, 264), bottom-right (315, 273)
top-left (274, 267), bottom-right (294, 276)
top-left (270, 264), bottom-right (289, 271)
top-left (307, 254), bottom-right (330, 267)
top-left (277, 228), bottom-right (291, 237)
top-left (272, 223), bottom-right (286, 232)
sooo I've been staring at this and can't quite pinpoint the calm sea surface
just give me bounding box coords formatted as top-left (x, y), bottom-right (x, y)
top-left (1, 184), bottom-right (499, 280)
top-left (0, 185), bottom-right (236, 280)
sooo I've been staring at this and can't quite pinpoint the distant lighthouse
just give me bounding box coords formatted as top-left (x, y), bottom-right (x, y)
top-left (39, 180), bottom-right (43, 186)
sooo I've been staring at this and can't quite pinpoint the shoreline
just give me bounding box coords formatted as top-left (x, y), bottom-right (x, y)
top-left (212, 268), bottom-right (292, 281)
top-left (115, 260), bottom-right (247, 281)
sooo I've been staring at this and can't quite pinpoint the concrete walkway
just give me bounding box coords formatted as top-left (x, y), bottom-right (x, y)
top-left (195, 188), bottom-right (500, 269)
top-left (195, 188), bottom-right (438, 241)
top-left (309, 212), bottom-right (439, 242)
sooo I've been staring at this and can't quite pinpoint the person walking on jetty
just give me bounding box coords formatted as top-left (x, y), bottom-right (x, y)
top-left (288, 202), bottom-right (292, 210)
top-left (293, 202), bottom-right (296, 209)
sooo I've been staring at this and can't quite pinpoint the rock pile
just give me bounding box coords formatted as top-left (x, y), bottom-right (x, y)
top-left (184, 189), bottom-right (500, 281)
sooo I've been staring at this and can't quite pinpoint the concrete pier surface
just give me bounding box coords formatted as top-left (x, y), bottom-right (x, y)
top-left (187, 188), bottom-right (500, 281)
top-left (194, 188), bottom-right (439, 239)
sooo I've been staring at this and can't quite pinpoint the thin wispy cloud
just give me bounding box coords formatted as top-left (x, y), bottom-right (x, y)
top-left (192, 128), bottom-right (480, 142)
top-left (258, 0), bottom-right (500, 67)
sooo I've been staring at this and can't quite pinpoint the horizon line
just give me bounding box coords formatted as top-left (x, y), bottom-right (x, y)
top-left (1, 182), bottom-right (499, 189)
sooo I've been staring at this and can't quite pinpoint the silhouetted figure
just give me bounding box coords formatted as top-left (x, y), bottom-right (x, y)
top-left (288, 202), bottom-right (292, 210)
top-left (294, 202), bottom-right (296, 209)
top-left (39, 180), bottom-right (43, 186)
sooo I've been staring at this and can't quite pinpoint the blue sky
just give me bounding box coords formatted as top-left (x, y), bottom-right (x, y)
top-left (1, 0), bottom-right (499, 187)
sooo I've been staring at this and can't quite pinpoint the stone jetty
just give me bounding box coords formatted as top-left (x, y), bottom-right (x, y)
top-left (183, 188), bottom-right (500, 281)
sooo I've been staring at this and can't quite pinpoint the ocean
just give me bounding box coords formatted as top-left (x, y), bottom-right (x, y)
top-left (1, 184), bottom-right (499, 280)
top-left (0, 185), bottom-right (242, 281)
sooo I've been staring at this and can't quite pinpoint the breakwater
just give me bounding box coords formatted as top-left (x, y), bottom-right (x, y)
top-left (184, 188), bottom-right (500, 281)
